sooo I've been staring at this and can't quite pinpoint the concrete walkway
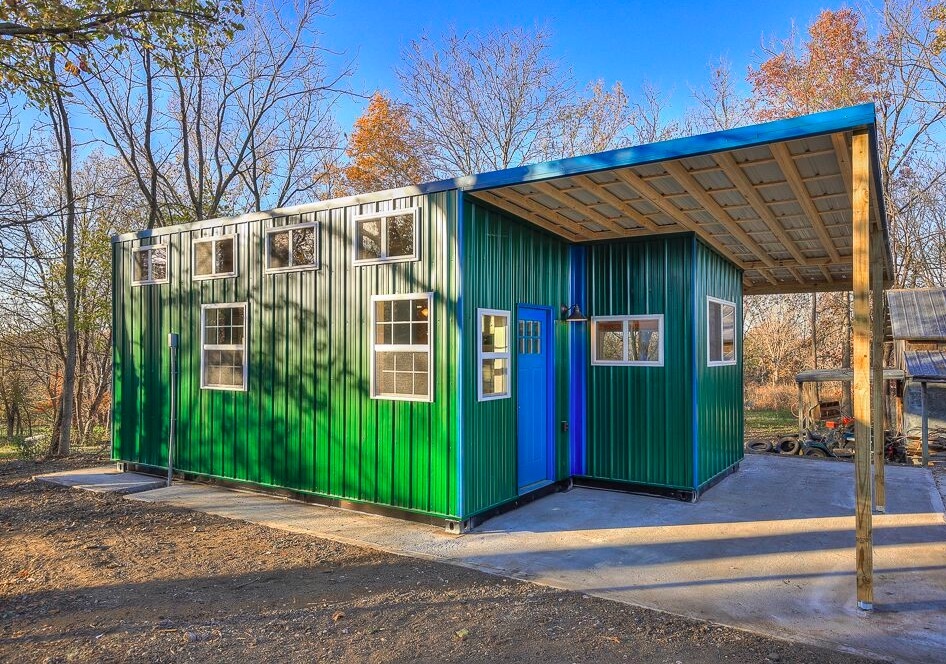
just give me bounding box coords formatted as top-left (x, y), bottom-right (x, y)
top-left (35, 466), bottom-right (166, 494)
top-left (44, 456), bottom-right (946, 663)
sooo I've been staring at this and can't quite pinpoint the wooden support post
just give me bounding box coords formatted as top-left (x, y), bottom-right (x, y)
top-left (871, 229), bottom-right (885, 513)
top-left (852, 130), bottom-right (874, 611)
top-left (921, 381), bottom-right (930, 467)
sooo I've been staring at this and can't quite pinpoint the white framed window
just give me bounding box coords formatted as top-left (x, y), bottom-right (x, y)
top-left (591, 315), bottom-right (664, 366)
top-left (266, 222), bottom-right (319, 273)
top-left (353, 207), bottom-right (420, 265)
top-left (132, 244), bottom-right (169, 285)
top-left (193, 234), bottom-right (237, 280)
top-left (477, 308), bottom-right (511, 401)
top-left (707, 296), bottom-right (737, 366)
top-left (200, 303), bottom-right (248, 391)
top-left (370, 293), bottom-right (433, 402)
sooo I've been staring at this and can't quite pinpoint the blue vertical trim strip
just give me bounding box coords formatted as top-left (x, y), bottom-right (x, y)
top-left (456, 189), bottom-right (465, 518)
top-left (569, 244), bottom-right (587, 476)
top-left (691, 236), bottom-right (700, 490)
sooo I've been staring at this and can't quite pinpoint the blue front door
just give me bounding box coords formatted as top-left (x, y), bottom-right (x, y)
top-left (516, 306), bottom-right (552, 493)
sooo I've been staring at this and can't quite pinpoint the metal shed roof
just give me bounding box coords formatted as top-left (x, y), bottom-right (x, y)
top-left (113, 103), bottom-right (890, 298)
top-left (903, 349), bottom-right (946, 381)
top-left (887, 288), bottom-right (946, 341)
top-left (463, 103), bottom-right (890, 296)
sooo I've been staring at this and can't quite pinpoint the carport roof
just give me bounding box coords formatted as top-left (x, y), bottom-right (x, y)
top-left (113, 104), bottom-right (890, 298)
top-left (458, 103), bottom-right (890, 296)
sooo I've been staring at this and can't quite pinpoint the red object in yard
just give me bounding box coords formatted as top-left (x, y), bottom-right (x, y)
top-left (826, 421), bottom-right (838, 429)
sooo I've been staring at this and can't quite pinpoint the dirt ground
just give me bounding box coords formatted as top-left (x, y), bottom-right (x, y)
top-left (1, 456), bottom-right (878, 664)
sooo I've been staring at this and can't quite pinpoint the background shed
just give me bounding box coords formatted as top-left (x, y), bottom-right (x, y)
top-left (887, 288), bottom-right (946, 438)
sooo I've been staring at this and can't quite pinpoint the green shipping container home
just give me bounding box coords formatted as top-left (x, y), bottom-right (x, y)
top-left (112, 104), bottom-right (892, 530)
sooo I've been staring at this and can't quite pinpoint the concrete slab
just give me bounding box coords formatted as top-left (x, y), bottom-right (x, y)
top-left (35, 466), bottom-right (166, 494)
top-left (121, 455), bottom-right (946, 663)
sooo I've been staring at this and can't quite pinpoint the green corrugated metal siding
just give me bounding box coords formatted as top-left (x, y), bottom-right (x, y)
top-left (584, 236), bottom-right (695, 489)
top-left (112, 191), bottom-right (461, 518)
top-left (694, 239), bottom-right (744, 486)
top-left (461, 199), bottom-right (572, 517)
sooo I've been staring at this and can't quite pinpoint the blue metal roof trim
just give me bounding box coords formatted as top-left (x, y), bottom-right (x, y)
top-left (904, 349), bottom-right (946, 381)
top-left (456, 103), bottom-right (878, 192)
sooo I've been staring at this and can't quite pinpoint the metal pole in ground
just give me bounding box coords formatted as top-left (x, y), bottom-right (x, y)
top-left (167, 333), bottom-right (179, 487)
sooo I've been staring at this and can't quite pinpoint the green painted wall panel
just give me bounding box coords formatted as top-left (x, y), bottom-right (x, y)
top-left (460, 199), bottom-right (572, 517)
top-left (112, 192), bottom-right (460, 518)
top-left (694, 239), bottom-right (744, 486)
top-left (584, 236), bottom-right (695, 490)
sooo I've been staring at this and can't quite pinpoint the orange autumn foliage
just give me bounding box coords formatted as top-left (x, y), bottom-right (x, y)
top-left (749, 8), bottom-right (881, 121)
top-left (343, 92), bottom-right (430, 195)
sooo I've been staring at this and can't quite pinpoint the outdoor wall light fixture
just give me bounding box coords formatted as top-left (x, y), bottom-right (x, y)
top-left (561, 304), bottom-right (587, 322)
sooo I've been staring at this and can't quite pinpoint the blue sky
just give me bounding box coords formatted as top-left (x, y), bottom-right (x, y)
top-left (320, 0), bottom-right (857, 132)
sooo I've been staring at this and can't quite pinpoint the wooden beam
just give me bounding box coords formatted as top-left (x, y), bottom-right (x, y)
top-left (482, 188), bottom-right (592, 238)
top-left (662, 161), bottom-right (781, 272)
top-left (531, 181), bottom-right (634, 236)
top-left (570, 174), bottom-right (669, 233)
top-left (713, 152), bottom-right (812, 267)
top-left (473, 191), bottom-right (588, 241)
top-left (851, 129), bottom-right (874, 611)
top-left (746, 279), bottom-right (855, 296)
top-left (831, 132), bottom-right (853, 201)
top-left (611, 166), bottom-right (766, 279)
top-left (871, 225), bottom-right (886, 514)
top-left (770, 142), bottom-right (843, 263)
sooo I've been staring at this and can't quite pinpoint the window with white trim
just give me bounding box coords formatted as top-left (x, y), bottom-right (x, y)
top-left (371, 293), bottom-right (432, 401)
top-left (266, 222), bottom-right (318, 272)
top-left (201, 304), bottom-right (247, 390)
top-left (708, 297), bottom-right (737, 366)
top-left (591, 315), bottom-right (664, 366)
top-left (193, 235), bottom-right (237, 279)
top-left (478, 309), bottom-right (511, 401)
top-left (132, 244), bottom-right (169, 285)
top-left (353, 208), bottom-right (419, 264)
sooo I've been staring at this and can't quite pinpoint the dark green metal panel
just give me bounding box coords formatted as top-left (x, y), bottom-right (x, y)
top-left (583, 236), bottom-right (695, 489)
top-left (460, 199), bottom-right (572, 517)
top-left (694, 239), bottom-right (744, 486)
top-left (112, 191), bottom-right (460, 518)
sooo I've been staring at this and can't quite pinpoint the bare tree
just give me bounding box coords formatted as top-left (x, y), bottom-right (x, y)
top-left (397, 27), bottom-right (573, 177)
top-left (78, 0), bottom-right (350, 225)
top-left (553, 80), bottom-right (633, 158)
top-left (690, 57), bottom-right (752, 131)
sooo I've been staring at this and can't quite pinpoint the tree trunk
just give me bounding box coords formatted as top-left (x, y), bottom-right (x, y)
top-left (50, 54), bottom-right (77, 457)
top-left (811, 293), bottom-right (819, 402)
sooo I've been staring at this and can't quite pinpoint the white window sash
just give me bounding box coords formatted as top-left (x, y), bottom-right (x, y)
top-left (591, 314), bottom-right (664, 367)
top-left (193, 234), bottom-right (238, 281)
top-left (131, 244), bottom-right (169, 286)
top-left (265, 221), bottom-right (320, 273)
top-left (707, 296), bottom-right (738, 367)
top-left (352, 207), bottom-right (420, 266)
top-left (200, 303), bottom-right (248, 391)
top-left (370, 292), bottom-right (433, 402)
top-left (477, 308), bottom-right (512, 401)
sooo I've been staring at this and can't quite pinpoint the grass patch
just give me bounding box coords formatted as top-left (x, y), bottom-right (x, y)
top-left (745, 409), bottom-right (796, 439)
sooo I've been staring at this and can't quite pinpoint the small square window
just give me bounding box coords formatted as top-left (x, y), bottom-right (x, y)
top-left (708, 297), bottom-right (737, 366)
top-left (353, 208), bottom-right (420, 265)
top-left (193, 235), bottom-right (237, 280)
top-left (591, 315), bottom-right (664, 366)
top-left (266, 222), bottom-right (319, 272)
top-left (131, 244), bottom-right (170, 285)
top-left (478, 309), bottom-right (511, 401)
